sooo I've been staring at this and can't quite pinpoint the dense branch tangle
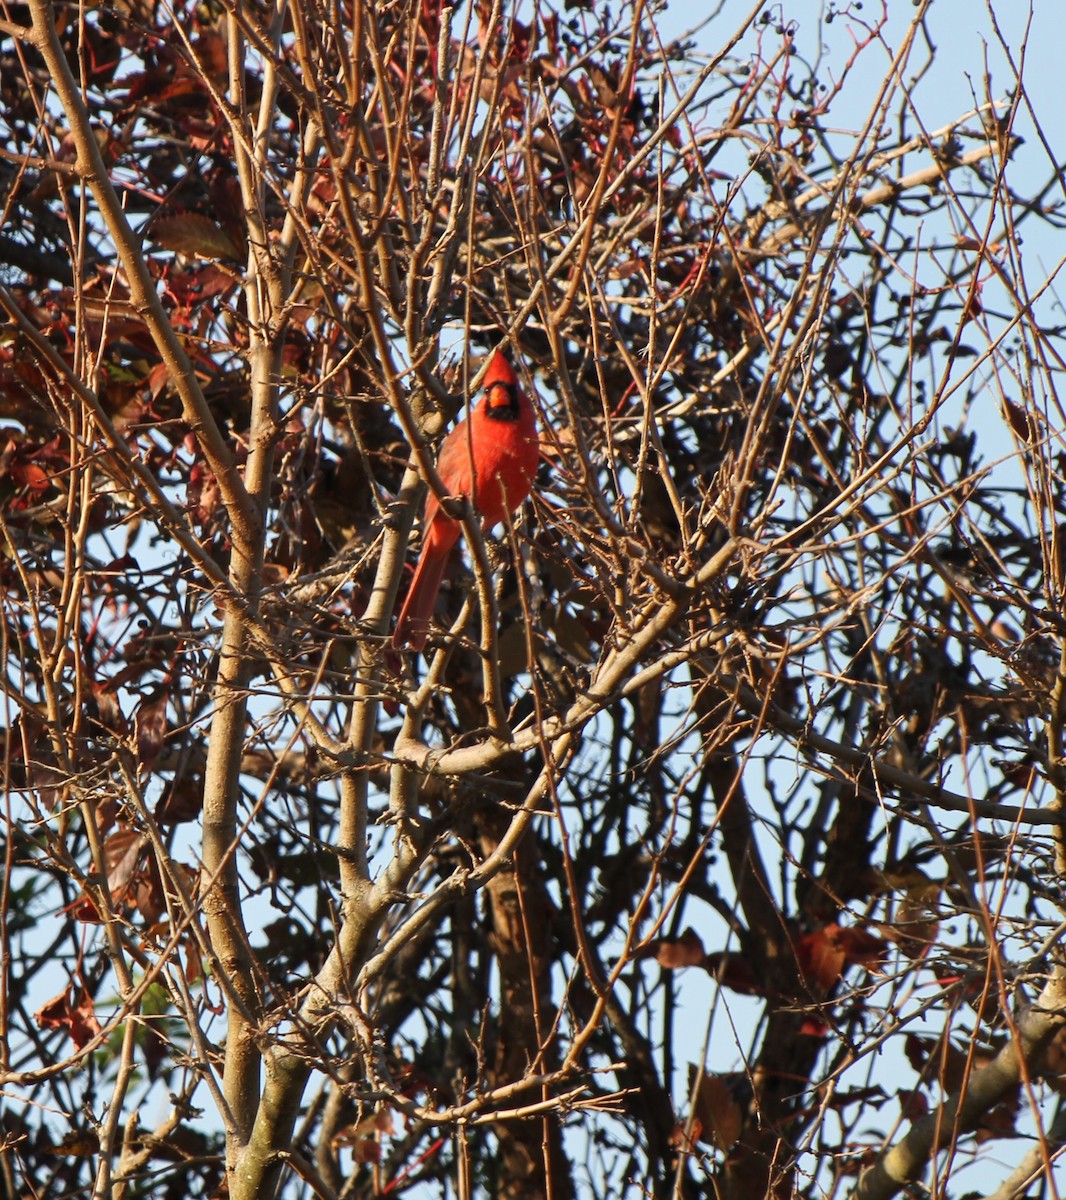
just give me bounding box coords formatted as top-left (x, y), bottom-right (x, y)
top-left (0, 1), bottom-right (1064, 1199)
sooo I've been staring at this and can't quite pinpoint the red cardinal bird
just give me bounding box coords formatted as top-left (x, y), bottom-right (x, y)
top-left (392, 351), bottom-right (539, 651)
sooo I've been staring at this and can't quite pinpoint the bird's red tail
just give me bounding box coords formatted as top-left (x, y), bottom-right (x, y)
top-left (392, 543), bottom-right (451, 651)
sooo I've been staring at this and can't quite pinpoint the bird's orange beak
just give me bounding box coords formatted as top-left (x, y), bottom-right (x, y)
top-left (485, 378), bottom-right (519, 411)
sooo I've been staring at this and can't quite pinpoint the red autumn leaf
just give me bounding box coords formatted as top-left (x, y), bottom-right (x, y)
top-left (152, 214), bottom-right (243, 263)
top-left (689, 1068), bottom-right (744, 1152)
top-left (797, 924), bottom-right (886, 995)
top-left (64, 826), bottom-right (146, 921)
top-left (188, 460), bottom-right (222, 528)
top-left (184, 935), bottom-right (206, 986)
top-left (142, 1022), bottom-right (168, 1081)
top-left (34, 984), bottom-right (103, 1050)
top-left (131, 853), bottom-right (167, 926)
top-left (799, 1015), bottom-right (830, 1038)
top-left (905, 1033), bottom-right (1001, 1096)
top-left (34, 989), bottom-right (74, 1033)
top-left (904, 1032), bottom-right (932, 1075)
top-left (165, 266), bottom-right (239, 313)
top-left (47, 1129), bottom-right (98, 1157)
top-left (146, 361), bottom-right (171, 400)
top-left (1041, 1026), bottom-right (1066, 1096)
top-left (704, 951), bottom-right (763, 996)
top-left (8, 459), bottom-right (51, 492)
top-left (956, 235), bottom-right (1004, 255)
top-left (885, 875), bottom-right (941, 960)
top-left (191, 29), bottom-right (228, 84)
top-left (155, 777), bottom-right (204, 825)
top-left (135, 686), bottom-right (169, 773)
top-left (643, 927), bottom-right (706, 969)
top-left (795, 925), bottom-right (847, 993)
top-left (106, 827), bottom-right (148, 899)
top-left (836, 926), bottom-right (889, 970)
top-left (897, 1087), bottom-right (929, 1121)
top-left (63, 893), bottom-right (102, 922)
top-left (976, 1092), bottom-right (1020, 1143)
top-left (90, 680), bottom-right (128, 736)
top-left (930, 961), bottom-right (999, 1021)
top-left (669, 1120), bottom-right (699, 1150)
top-left (1002, 397), bottom-right (1038, 444)
top-left (961, 286), bottom-right (983, 325)
top-left (121, 67), bottom-right (174, 106)
top-left (334, 1109), bottom-right (396, 1149)
top-left (352, 1139), bottom-right (382, 1163)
